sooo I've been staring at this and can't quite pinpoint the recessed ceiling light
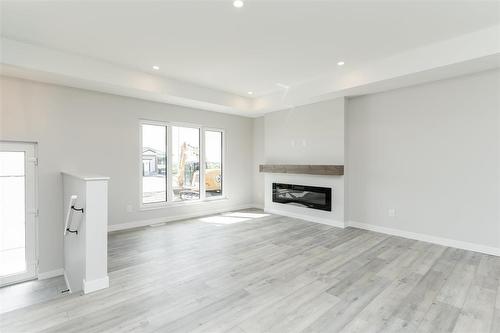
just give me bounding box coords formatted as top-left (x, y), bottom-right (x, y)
top-left (247, 91), bottom-right (253, 95)
top-left (337, 61), bottom-right (345, 66)
top-left (152, 65), bottom-right (160, 70)
top-left (233, 0), bottom-right (244, 8)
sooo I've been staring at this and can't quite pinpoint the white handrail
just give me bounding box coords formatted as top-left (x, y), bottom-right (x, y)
top-left (64, 195), bottom-right (83, 235)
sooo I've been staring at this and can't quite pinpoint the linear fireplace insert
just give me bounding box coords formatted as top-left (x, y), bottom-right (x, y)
top-left (272, 183), bottom-right (331, 211)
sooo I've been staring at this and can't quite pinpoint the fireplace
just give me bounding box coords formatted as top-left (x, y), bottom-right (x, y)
top-left (272, 183), bottom-right (332, 211)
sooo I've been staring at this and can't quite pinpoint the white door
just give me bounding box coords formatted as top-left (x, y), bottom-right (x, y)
top-left (0, 142), bottom-right (37, 286)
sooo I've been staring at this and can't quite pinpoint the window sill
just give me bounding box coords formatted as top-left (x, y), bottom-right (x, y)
top-left (140, 196), bottom-right (228, 211)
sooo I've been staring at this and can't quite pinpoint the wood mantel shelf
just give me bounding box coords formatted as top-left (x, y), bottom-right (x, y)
top-left (259, 164), bottom-right (344, 176)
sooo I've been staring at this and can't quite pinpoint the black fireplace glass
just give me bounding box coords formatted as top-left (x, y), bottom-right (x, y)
top-left (272, 183), bottom-right (332, 211)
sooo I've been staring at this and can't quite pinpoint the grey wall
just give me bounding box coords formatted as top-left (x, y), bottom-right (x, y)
top-left (346, 69), bottom-right (500, 249)
top-left (0, 77), bottom-right (254, 274)
top-left (252, 117), bottom-right (265, 206)
top-left (252, 97), bottom-right (345, 208)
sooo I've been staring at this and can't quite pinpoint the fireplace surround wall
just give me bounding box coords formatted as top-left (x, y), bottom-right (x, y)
top-left (263, 173), bottom-right (345, 228)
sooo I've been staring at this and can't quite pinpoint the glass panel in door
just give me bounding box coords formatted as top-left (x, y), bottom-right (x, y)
top-left (0, 143), bottom-right (36, 286)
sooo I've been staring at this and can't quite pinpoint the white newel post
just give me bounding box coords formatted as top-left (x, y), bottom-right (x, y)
top-left (62, 172), bottom-right (110, 294)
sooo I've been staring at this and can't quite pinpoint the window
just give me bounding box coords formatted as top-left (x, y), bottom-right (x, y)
top-left (172, 126), bottom-right (200, 201)
top-left (141, 124), bottom-right (167, 204)
top-left (140, 121), bottom-right (224, 206)
top-left (204, 130), bottom-right (223, 198)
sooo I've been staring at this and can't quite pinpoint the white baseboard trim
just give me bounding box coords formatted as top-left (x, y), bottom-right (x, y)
top-left (348, 221), bottom-right (500, 257)
top-left (108, 203), bottom-right (259, 232)
top-left (63, 270), bottom-right (72, 293)
top-left (83, 276), bottom-right (109, 294)
top-left (38, 268), bottom-right (64, 280)
top-left (266, 208), bottom-right (345, 228)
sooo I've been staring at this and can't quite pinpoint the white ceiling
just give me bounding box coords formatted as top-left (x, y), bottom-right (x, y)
top-left (2, 0), bottom-right (499, 98)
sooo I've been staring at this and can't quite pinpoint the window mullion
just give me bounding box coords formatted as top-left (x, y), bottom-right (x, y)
top-left (221, 130), bottom-right (224, 198)
top-left (166, 125), bottom-right (173, 202)
top-left (199, 127), bottom-right (206, 201)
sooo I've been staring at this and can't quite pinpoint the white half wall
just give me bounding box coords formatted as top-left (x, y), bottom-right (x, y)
top-left (0, 76), bottom-right (254, 275)
top-left (61, 174), bottom-right (86, 292)
top-left (62, 172), bottom-right (109, 293)
top-left (346, 69), bottom-right (500, 252)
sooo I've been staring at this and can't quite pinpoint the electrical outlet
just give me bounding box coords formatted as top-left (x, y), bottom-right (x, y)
top-left (126, 204), bottom-right (134, 213)
top-left (388, 208), bottom-right (396, 217)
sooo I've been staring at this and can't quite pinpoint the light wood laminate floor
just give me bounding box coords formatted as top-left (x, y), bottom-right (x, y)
top-left (1, 210), bottom-right (499, 332)
top-left (0, 276), bottom-right (67, 314)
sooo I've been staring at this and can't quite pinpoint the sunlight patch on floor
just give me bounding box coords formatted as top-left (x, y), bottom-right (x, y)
top-left (199, 216), bottom-right (250, 224)
top-left (199, 211), bottom-right (270, 225)
top-left (222, 212), bottom-right (270, 219)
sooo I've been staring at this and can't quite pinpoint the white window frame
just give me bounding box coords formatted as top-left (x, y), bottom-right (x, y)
top-left (139, 120), bottom-right (169, 208)
top-left (202, 127), bottom-right (226, 202)
top-left (139, 120), bottom-right (226, 210)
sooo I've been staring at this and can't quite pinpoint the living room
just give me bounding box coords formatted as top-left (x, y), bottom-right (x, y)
top-left (0, 1), bottom-right (499, 332)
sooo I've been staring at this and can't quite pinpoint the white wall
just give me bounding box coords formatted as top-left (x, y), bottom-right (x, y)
top-left (263, 98), bottom-right (345, 165)
top-left (346, 69), bottom-right (500, 251)
top-left (253, 98), bottom-right (346, 216)
top-left (0, 76), bottom-right (254, 274)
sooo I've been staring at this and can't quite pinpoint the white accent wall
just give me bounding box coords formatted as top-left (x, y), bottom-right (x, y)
top-left (263, 98), bottom-right (345, 165)
top-left (253, 98), bottom-right (346, 223)
top-left (0, 76), bottom-right (254, 275)
top-left (346, 69), bottom-right (500, 252)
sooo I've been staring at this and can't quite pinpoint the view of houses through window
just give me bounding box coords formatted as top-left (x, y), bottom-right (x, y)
top-left (141, 124), bottom-right (166, 204)
top-left (141, 122), bottom-right (223, 205)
